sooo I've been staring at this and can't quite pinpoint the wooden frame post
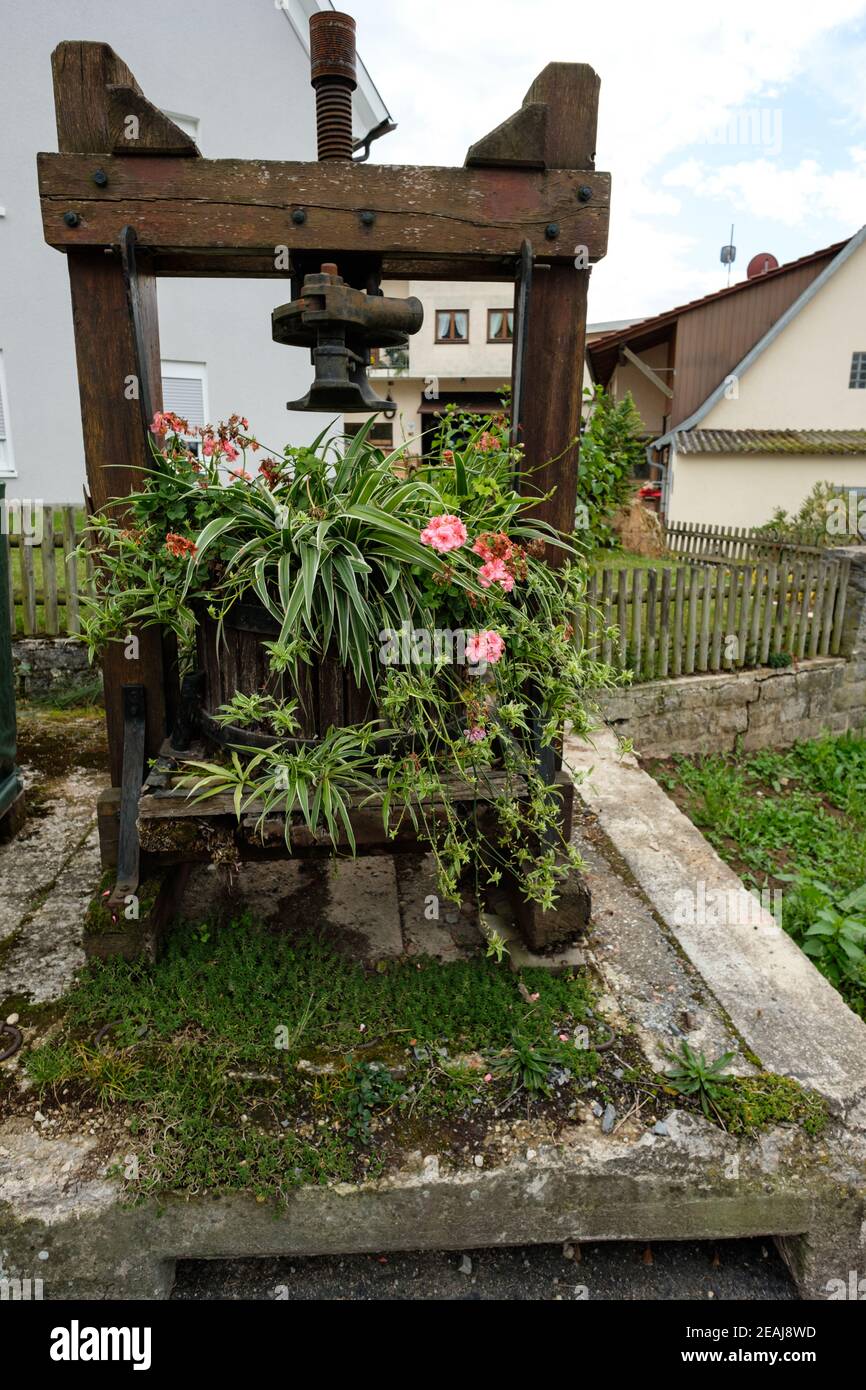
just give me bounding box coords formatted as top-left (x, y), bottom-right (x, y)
top-left (518, 64), bottom-right (601, 554)
top-left (52, 43), bottom-right (182, 783)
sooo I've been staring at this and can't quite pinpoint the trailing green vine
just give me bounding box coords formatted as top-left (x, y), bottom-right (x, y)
top-left (82, 407), bottom-right (622, 907)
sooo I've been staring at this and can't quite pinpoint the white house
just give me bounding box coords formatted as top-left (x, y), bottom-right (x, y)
top-left (0, 0), bottom-right (391, 503)
top-left (653, 227), bottom-right (866, 527)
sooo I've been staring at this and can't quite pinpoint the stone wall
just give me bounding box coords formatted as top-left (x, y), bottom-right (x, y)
top-left (12, 637), bottom-right (94, 699)
top-left (599, 547), bottom-right (866, 759)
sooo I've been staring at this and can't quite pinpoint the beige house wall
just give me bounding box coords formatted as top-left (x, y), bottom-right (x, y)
top-left (702, 237), bottom-right (866, 433)
top-left (608, 343), bottom-right (671, 435)
top-left (668, 451), bottom-right (866, 528)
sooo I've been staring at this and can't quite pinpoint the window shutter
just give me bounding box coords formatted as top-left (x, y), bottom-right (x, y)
top-left (161, 375), bottom-right (205, 428)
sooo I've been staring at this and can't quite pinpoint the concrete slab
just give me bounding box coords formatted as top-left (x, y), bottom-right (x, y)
top-left (566, 727), bottom-right (866, 1115)
top-left (0, 1102), bottom-right (862, 1301)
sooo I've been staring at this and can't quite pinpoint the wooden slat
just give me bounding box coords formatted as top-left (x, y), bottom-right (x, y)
top-left (659, 567), bottom-right (672, 679)
top-left (831, 558), bottom-right (850, 654)
top-left (672, 567), bottom-right (685, 677)
top-left (631, 569), bottom-right (643, 676)
top-left (723, 564), bottom-right (738, 668)
top-left (761, 563), bottom-right (777, 663)
top-left (601, 568), bottom-right (613, 665)
top-left (819, 564), bottom-right (837, 657)
top-left (20, 540), bottom-right (37, 635)
top-left (617, 568), bottom-right (628, 671)
top-left (62, 505), bottom-right (80, 634)
top-left (645, 568), bottom-right (657, 679)
top-left (736, 566), bottom-right (751, 668)
top-left (710, 566), bottom-right (725, 668)
top-left (749, 564), bottom-right (765, 667)
top-left (698, 568), bottom-right (712, 670)
top-left (41, 504), bottom-right (58, 636)
top-left (796, 559), bottom-right (814, 659)
top-left (685, 566), bottom-right (699, 675)
top-left (586, 570), bottom-right (599, 658)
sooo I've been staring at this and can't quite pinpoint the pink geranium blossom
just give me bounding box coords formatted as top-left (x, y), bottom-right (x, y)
top-left (465, 630), bottom-right (505, 666)
top-left (420, 514), bottom-right (467, 554)
top-left (222, 440), bottom-right (240, 463)
top-left (478, 557), bottom-right (514, 593)
top-left (464, 725), bottom-right (487, 742)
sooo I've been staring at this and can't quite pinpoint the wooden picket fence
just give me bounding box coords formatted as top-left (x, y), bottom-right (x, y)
top-left (581, 556), bottom-right (851, 683)
top-left (3, 504), bottom-right (93, 636)
top-left (666, 520), bottom-right (830, 563)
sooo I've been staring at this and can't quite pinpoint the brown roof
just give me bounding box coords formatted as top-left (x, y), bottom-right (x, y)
top-left (674, 428), bottom-right (866, 456)
top-left (587, 238), bottom-right (847, 358)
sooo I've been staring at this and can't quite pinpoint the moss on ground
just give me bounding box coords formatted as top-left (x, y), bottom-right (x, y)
top-left (83, 871), bottom-right (162, 935)
top-left (22, 913), bottom-right (606, 1202)
top-left (713, 1074), bottom-right (827, 1138)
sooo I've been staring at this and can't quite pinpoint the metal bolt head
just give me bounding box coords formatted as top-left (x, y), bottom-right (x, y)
top-left (92, 169), bottom-right (108, 188)
top-left (545, 222), bottom-right (559, 240)
top-left (577, 184), bottom-right (592, 203)
top-left (291, 208), bottom-right (307, 225)
top-left (63, 211), bottom-right (80, 228)
top-left (360, 209), bottom-right (376, 227)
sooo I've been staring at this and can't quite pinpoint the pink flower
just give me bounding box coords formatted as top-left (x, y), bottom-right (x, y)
top-left (228, 466), bottom-right (252, 482)
top-left (419, 514), bottom-right (467, 554)
top-left (465, 630), bottom-right (505, 667)
top-left (478, 557), bottom-right (515, 593)
top-left (201, 435), bottom-right (217, 458)
top-left (479, 431), bottom-right (498, 452)
top-left (150, 410), bottom-right (188, 435)
top-left (464, 725), bottom-right (487, 743)
top-left (484, 1073), bottom-right (493, 1083)
top-left (223, 440), bottom-right (240, 463)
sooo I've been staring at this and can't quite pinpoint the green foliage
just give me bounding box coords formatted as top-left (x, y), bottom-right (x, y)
top-left (756, 480), bottom-right (854, 547)
top-left (26, 916), bottom-right (597, 1199)
top-left (575, 388), bottom-right (646, 551)
top-left (82, 407), bottom-right (624, 909)
top-left (488, 1029), bottom-right (596, 1097)
top-left (652, 733), bottom-right (866, 1016)
top-left (767, 650), bottom-right (793, 669)
top-left (662, 1041), bottom-right (736, 1119)
top-left (779, 874), bottom-right (866, 991)
top-left (713, 1073), bottom-right (826, 1137)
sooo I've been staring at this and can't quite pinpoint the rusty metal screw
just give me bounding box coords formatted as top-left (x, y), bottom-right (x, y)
top-left (309, 11), bottom-right (357, 161)
top-left (92, 169), bottom-right (108, 188)
top-left (359, 209), bottom-right (376, 227)
top-left (63, 211), bottom-right (80, 227)
top-left (545, 222), bottom-right (560, 240)
top-left (577, 184), bottom-right (592, 203)
top-left (291, 208), bottom-right (307, 225)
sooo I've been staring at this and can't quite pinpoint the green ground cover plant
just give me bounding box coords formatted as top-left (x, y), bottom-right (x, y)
top-left (650, 732), bottom-right (866, 1017)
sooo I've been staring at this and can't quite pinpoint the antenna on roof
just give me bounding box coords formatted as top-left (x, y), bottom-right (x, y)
top-left (720, 224), bottom-right (736, 286)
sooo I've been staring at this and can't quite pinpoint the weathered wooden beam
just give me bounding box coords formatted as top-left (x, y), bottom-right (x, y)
top-left (466, 102), bottom-right (548, 169)
top-left (518, 63), bottom-right (601, 552)
top-left (38, 154), bottom-right (609, 266)
top-left (107, 85), bottom-right (200, 156)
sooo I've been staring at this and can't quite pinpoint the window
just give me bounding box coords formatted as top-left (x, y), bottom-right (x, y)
top-left (487, 309), bottom-right (514, 343)
top-left (345, 421), bottom-right (394, 449)
top-left (0, 351), bottom-right (14, 475)
top-left (435, 310), bottom-right (468, 343)
top-left (160, 361), bottom-right (208, 443)
top-left (850, 352), bottom-right (866, 389)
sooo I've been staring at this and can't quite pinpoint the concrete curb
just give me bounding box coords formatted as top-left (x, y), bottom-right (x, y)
top-left (566, 727), bottom-right (866, 1118)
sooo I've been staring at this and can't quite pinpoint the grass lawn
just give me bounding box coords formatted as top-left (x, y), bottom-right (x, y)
top-left (590, 548), bottom-right (683, 574)
top-left (647, 732), bottom-right (866, 1018)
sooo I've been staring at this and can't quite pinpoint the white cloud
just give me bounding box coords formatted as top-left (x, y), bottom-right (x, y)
top-left (351, 0), bottom-right (866, 316)
top-left (663, 150), bottom-right (866, 227)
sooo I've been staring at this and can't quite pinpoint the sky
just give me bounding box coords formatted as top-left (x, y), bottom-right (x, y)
top-left (350, 0), bottom-right (866, 323)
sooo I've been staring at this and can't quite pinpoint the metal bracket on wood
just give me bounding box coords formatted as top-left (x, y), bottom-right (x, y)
top-left (111, 683), bottom-right (146, 906)
top-left (510, 239), bottom-right (533, 452)
top-left (119, 225), bottom-right (156, 435)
